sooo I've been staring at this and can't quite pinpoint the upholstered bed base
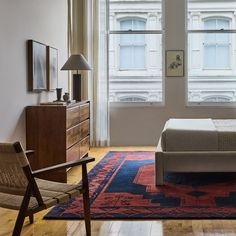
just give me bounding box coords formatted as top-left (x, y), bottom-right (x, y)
top-left (155, 118), bottom-right (236, 185)
top-left (155, 144), bottom-right (236, 185)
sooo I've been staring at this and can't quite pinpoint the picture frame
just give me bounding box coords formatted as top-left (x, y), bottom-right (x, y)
top-left (166, 50), bottom-right (184, 77)
top-left (28, 40), bottom-right (47, 91)
top-left (47, 46), bottom-right (58, 91)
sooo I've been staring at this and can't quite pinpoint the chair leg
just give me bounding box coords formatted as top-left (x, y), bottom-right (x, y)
top-left (82, 164), bottom-right (91, 236)
top-left (83, 190), bottom-right (91, 236)
top-left (29, 214), bottom-right (34, 224)
top-left (13, 211), bottom-right (26, 236)
top-left (12, 185), bottom-right (31, 236)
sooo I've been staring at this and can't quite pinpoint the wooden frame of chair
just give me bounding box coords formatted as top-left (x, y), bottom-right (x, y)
top-left (11, 142), bottom-right (94, 236)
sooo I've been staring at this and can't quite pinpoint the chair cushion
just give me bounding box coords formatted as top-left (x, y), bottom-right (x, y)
top-left (0, 179), bottom-right (82, 210)
top-left (36, 178), bottom-right (82, 202)
top-left (0, 192), bottom-right (56, 210)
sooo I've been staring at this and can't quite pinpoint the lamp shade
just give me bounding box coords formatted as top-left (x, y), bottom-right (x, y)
top-left (61, 54), bottom-right (92, 71)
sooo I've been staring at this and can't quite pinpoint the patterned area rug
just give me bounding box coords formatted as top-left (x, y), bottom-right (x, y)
top-left (44, 151), bottom-right (236, 219)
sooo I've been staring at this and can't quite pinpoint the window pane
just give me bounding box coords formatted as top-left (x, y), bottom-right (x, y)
top-left (217, 19), bottom-right (229, 30)
top-left (204, 19), bottom-right (216, 30)
top-left (133, 46), bottom-right (146, 68)
top-left (134, 34), bottom-right (145, 44)
top-left (120, 45), bottom-right (145, 69)
top-left (133, 20), bottom-right (146, 30)
top-left (204, 45), bottom-right (216, 68)
top-left (216, 45), bottom-right (230, 68)
top-left (120, 46), bottom-right (133, 69)
top-left (216, 33), bottom-right (229, 44)
top-left (120, 30), bottom-right (146, 69)
top-left (205, 33), bottom-right (215, 44)
top-left (109, 34), bottom-right (162, 102)
top-left (120, 20), bottom-right (132, 30)
top-left (203, 32), bottom-right (230, 69)
top-left (120, 34), bottom-right (133, 44)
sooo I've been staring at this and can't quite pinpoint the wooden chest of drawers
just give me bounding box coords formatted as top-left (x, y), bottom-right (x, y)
top-left (26, 101), bottom-right (90, 182)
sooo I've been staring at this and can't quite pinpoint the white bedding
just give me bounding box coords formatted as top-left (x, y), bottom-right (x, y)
top-left (161, 119), bottom-right (236, 151)
top-left (161, 119), bottom-right (218, 151)
top-left (214, 119), bottom-right (236, 151)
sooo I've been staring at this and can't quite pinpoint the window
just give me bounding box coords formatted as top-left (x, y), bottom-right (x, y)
top-left (203, 19), bottom-right (230, 69)
top-left (188, 0), bottom-right (236, 104)
top-left (108, 0), bottom-right (163, 103)
top-left (120, 19), bottom-right (146, 70)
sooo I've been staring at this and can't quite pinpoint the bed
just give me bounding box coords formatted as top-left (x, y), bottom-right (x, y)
top-left (155, 118), bottom-right (236, 185)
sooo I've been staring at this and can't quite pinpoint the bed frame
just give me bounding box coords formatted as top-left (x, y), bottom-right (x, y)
top-left (155, 138), bottom-right (236, 185)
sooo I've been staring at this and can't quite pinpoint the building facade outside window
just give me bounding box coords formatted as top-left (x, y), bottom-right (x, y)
top-left (188, 0), bottom-right (236, 103)
top-left (108, 0), bottom-right (163, 103)
top-left (109, 0), bottom-right (236, 104)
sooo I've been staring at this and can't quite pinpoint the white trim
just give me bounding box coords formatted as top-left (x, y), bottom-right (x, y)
top-left (188, 29), bottom-right (236, 33)
top-left (187, 101), bottom-right (236, 107)
top-left (110, 30), bottom-right (163, 34)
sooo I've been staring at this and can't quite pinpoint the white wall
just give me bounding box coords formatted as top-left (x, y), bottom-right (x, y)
top-left (110, 0), bottom-right (236, 146)
top-left (0, 0), bottom-right (68, 147)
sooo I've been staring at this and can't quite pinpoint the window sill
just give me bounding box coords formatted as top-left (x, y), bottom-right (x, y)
top-left (186, 101), bottom-right (236, 108)
top-left (202, 68), bottom-right (232, 71)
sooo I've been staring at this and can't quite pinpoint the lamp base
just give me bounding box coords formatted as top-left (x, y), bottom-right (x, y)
top-left (73, 74), bottom-right (82, 101)
top-left (55, 88), bottom-right (63, 101)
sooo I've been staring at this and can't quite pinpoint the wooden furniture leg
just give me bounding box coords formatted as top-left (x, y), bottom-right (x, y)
top-left (29, 214), bottom-right (34, 224)
top-left (155, 152), bottom-right (164, 185)
top-left (12, 185), bottom-right (31, 236)
top-left (82, 164), bottom-right (91, 236)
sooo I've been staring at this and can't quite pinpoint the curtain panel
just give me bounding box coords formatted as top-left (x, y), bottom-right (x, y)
top-left (67, 0), bottom-right (109, 146)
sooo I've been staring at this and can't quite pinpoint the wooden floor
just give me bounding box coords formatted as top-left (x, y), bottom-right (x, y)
top-left (1, 147), bottom-right (236, 236)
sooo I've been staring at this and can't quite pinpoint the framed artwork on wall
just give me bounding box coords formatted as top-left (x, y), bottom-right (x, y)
top-left (47, 46), bottom-right (58, 91)
top-left (28, 40), bottom-right (47, 91)
top-left (166, 50), bottom-right (184, 77)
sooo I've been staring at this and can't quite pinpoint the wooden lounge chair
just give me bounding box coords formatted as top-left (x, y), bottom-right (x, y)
top-left (0, 141), bottom-right (95, 236)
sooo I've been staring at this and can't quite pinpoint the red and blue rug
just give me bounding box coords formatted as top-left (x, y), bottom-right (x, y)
top-left (44, 151), bottom-right (236, 219)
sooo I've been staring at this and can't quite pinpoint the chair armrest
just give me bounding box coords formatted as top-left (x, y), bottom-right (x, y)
top-left (25, 150), bottom-right (35, 157)
top-left (32, 157), bottom-right (95, 176)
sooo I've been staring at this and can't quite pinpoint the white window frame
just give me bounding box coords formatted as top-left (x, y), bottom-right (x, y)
top-left (107, 0), bottom-right (165, 106)
top-left (187, 10), bottom-right (236, 107)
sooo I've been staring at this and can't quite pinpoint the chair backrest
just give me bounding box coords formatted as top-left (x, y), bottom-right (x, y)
top-left (0, 142), bottom-right (30, 195)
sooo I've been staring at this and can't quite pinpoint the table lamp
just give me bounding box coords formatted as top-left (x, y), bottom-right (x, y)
top-left (61, 54), bottom-right (92, 101)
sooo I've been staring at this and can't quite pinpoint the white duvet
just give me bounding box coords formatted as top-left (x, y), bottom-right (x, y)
top-left (161, 118), bottom-right (218, 151)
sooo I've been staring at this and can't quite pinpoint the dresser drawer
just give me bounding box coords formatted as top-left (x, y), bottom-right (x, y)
top-left (66, 105), bottom-right (80, 129)
top-left (66, 142), bottom-right (80, 162)
top-left (80, 103), bottom-right (89, 122)
top-left (80, 119), bottom-right (90, 139)
top-left (66, 124), bottom-right (81, 148)
top-left (80, 136), bottom-right (90, 157)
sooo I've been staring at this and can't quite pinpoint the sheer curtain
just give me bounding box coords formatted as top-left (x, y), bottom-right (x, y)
top-left (92, 0), bottom-right (109, 146)
top-left (67, 0), bottom-right (109, 147)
